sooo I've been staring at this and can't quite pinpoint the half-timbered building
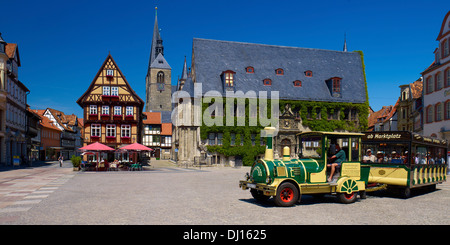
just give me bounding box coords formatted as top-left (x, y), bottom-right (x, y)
top-left (77, 54), bottom-right (144, 160)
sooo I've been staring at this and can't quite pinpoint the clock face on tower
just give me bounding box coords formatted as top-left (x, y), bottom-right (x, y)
top-left (281, 119), bottom-right (292, 129)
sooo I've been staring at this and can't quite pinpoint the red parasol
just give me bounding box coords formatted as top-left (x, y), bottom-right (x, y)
top-left (79, 142), bottom-right (115, 151)
top-left (119, 142), bottom-right (153, 151)
top-left (119, 143), bottom-right (153, 166)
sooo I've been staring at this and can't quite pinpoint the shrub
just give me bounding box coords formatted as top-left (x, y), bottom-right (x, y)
top-left (71, 155), bottom-right (82, 168)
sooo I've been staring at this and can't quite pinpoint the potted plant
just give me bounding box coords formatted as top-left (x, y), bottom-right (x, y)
top-left (71, 155), bottom-right (81, 171)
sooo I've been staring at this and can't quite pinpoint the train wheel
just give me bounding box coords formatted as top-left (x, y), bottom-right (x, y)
top-left (337, 192), bottom-right (357, 204)
top-left (250, 189), bottom-right (270, 202)
top-left (400, 187), bottom-right (411, 199)
top-left (274, 182), bottom-right (299, 207)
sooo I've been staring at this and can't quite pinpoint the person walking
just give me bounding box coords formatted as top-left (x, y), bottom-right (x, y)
top-left (58, 155), bottom-right (63, 167)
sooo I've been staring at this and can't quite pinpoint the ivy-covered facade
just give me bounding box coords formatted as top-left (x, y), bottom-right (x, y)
top-left (173, 39), bottom-right (369, 166)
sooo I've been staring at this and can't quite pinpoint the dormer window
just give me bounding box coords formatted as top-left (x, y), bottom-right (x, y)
top-left (332, 77), bottom-right (341, 92)
top-left (305, 71), bottom-right (313, 77)
top-left (275, 68), bottom-right (284, 75)
top-left (246, 66), bottom-right (254, 73)
top-left (293, 80), bottom-right (302, 87)
top-left (221, 70), bottom-right (236, 87)
top-left (225, 72), bottom-right (234, 86)
top-left (326, 77), bottom-right (342, 97)
top-left (263, 79), bottom-right (272, 86)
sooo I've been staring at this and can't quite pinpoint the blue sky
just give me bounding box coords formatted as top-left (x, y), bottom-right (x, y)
top-left (2, 0), bottom-right (448, 118)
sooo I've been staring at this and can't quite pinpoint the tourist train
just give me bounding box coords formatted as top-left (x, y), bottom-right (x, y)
top-left (239, 127), bottom-right (448, 207)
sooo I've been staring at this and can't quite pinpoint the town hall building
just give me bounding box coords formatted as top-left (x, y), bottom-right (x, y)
top-left (172, 38), bottom-right (369, 166)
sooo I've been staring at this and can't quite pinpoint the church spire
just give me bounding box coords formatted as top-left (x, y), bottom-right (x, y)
top-left (343, 33), bottom-right (348, 52)
top-left (180, 56), bottom-right (188, 81)
top-left (148, 7), bottom-right (164, 74)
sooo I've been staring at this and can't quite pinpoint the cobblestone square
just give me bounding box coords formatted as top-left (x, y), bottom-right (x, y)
top-left (0, 161), bottom-right (449, 225)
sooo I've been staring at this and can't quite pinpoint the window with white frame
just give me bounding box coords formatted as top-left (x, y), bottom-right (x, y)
top-left (106, 69), bottom-right (114, 76)
top-left (121, 125), bottom-right (131, 138)
top-left (126, 106), bottom-right (133, 116)
top-left (208, 133), bottom-right (216, 145)
top-left (427, 106), bottom-right (434, 123)
top-left (114, 106), bottom-right (122, 116)
top-left (436, 72), bottom-right (443, 91)
top-left (103, 86), bottom-right (110, 96)
top-left (142, 135), bottom-right (151, 145)
top-left (426, 76), bottom-right (433, 94)
top-left (91, 124), bottom-right (101, 137)
top-left (161, 136), bottom-right (172, 147)
top-left (89, 105), bottom-right (97, 115)
top-left (102, 106), bottom-right (110, 115)
top-left (144, 125), bottom-right (160, 134)
top-left (106, 124), bottom-right (116, 137)
top-left (111, 87), bottom-right (119, 96)
top-left (436, 103), bottom-right (443, 121)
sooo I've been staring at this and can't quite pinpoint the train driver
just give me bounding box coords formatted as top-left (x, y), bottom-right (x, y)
top-left (328, 143), bottom-right (346, 182)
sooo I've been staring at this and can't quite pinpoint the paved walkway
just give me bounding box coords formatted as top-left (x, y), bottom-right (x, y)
top-left (0, 159), bottom-right (181, 217)
top-left (0, 160), bottom-right (76, 222)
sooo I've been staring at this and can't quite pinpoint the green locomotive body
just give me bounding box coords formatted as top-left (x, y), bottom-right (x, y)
top-left (240, 128), bottom-right (369, 206)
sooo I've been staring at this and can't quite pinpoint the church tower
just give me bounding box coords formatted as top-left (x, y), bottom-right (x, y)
top-left (145, 7), bottom-right (172, 116)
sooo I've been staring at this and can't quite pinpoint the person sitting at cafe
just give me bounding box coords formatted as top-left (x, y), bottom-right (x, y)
top-left (328, 143), bottom-right (346, 182)
top-left (363, 149), bottom-right (376, 163)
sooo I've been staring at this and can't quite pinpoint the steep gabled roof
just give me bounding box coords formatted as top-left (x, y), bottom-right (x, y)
top-left (32, 110), bottom-right (62, 132)
top-left (45, 108), bottom-right (75, 132)
top-left (368, 99), bottom-right (399, 130)
top-left (189, 38), bottom-right (366, 103)
top-left (40, 116), bottom-right (62, 132)
top-left (76, 54), bottom-right (144, 106)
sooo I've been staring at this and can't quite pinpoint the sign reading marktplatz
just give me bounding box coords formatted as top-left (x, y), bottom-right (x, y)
top-left (362, 131), bottom-right (447, 146)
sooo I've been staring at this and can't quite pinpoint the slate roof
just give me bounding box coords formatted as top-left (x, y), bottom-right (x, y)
top-left (188, 38), bottom-right (367, 103)
top-left (150, 53), bottom-right (171, 69)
